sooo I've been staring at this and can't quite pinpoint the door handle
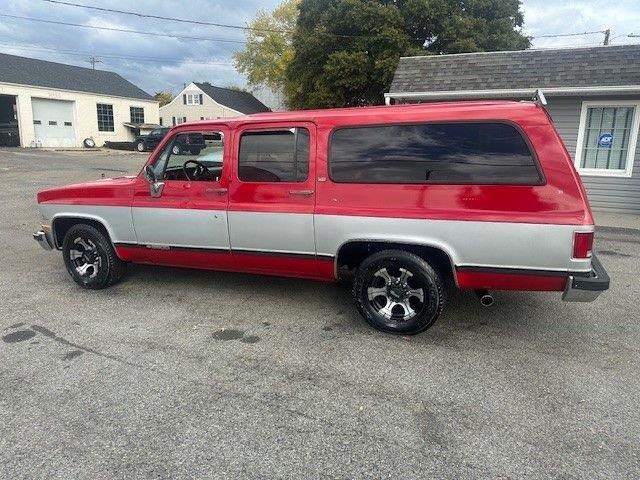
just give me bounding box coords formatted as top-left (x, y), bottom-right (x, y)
top-left (205, 187), bottom-right (228, 195)
top-left (289, 189), bottom-right (314, 197)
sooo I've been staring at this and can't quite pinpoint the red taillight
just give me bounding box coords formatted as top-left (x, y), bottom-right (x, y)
top-left (573, 232), bottom-right (593, 259)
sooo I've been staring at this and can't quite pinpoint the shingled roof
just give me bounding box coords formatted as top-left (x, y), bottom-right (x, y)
top-left (388, 44), bottom-right (640, 97)
top-left (195, 82), bottom-right (270, 114)
top-left (0, 52), bottom-right (153, 100)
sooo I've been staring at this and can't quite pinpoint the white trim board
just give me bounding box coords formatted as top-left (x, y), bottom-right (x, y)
top-left (574, 100), bottom-right (640, 178)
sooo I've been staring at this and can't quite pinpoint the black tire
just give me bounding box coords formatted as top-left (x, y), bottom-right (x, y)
top-left (353, 250), bottom-right (444, 335)
top-left (136, 141), bottom-right (146, 152)
top-left (171, 144), bottom-right (183, 155)
top-left (189, 148), bottom-right (202, 155)
top-left (62, 224), bottom-right (126, 290)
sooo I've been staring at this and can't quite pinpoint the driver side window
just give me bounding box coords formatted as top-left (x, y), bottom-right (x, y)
top-left (153, 130), bottom-right (224, 182)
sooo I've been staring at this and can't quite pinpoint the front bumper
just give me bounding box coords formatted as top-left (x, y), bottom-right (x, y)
top-left (33, 228), bottom-right (54, 251)
top-left (562, 254), bottom-right (610, 302)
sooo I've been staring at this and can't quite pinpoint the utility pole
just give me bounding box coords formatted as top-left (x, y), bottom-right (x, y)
top-left (603, 29), bottom-right (610, 45)
top-left (87, 56), bottom-right (102, 70)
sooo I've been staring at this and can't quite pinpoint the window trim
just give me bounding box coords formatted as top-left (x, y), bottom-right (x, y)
top-left (327, 120), bottom-right (545, 186)
top-left (186, 93), bottom-right (201, 105)
top-left (237, 127), bottom-right (311, 184)
top-left (574, 100), bottom-right (640, 178)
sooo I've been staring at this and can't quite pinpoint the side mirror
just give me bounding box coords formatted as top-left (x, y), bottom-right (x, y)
top-left (144, 164), bottom-right (157, 183)
top-left (143, 165), bottom-right (164, 198)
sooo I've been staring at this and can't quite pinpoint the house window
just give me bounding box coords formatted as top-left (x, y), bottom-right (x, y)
top-left (575, 102), bottom-right (640, 177)
top-left (130, 106), bottom-right (144, 124)
top-left (185, 93), bottom-right (202, 105)
top-left (97, 103), bottom-right (114, 132)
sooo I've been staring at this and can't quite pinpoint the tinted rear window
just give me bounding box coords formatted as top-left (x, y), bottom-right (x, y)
top-left (329, 122), bottom-right (541, 184)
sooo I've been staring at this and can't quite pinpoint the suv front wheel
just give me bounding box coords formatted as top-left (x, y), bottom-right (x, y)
top-left (353, 250), bottom-right (445, 335)
top-left (62, 224), bottom-right (126, 289)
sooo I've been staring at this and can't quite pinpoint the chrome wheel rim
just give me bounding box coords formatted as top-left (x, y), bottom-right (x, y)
top-left (367, 266), bottom-right (425, 322)
top-left (137, 142), bottom-right (145, 151)
top-left (172, 145), bottom-right (180, 155)
top-left (69, 237), bottom-right (102, 279)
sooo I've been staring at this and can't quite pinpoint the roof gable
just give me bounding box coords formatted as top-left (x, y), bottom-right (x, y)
top-left (0, 53), bottom-right (153, 100)
top-left (389, 44), bottom-right (640, 94)
top-left (195, 82), bottom-right (270, 114)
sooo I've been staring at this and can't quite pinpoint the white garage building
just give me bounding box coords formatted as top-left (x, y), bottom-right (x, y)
top-left (0, 53), bottom-right (158, 148)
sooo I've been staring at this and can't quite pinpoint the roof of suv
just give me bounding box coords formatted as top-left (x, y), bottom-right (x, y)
top-left (178, 101), bottom-right (547, 128)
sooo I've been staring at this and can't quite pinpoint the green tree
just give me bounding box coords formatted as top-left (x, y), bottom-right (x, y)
top-left (233, 0), bottom-right (299, 91)
top-left (224, 84), bottom-right (249, 92)
top-left (285, 0), bottom-right (530, 109)
top-left (153, 91), bottom-right (174, 107)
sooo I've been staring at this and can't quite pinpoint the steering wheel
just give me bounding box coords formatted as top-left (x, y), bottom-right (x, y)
top-left (183, 159), bottom-right (211, 181)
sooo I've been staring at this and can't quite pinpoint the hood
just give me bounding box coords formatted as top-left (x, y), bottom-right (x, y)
top-left (37, 175), bottom-right (139, 204)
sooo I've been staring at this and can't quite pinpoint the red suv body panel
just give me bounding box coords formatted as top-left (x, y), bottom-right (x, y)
top-left (36, 101), bottom-right (598, 291)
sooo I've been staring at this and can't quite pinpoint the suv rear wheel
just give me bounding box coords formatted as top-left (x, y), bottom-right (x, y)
top-left (136, 141), bottom-right (146, 152)
top-left (353, 250), bottom-right (444, 335)
top-left (62, 224), bottom-right (126, 289)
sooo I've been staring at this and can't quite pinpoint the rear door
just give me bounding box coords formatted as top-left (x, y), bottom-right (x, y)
top-left (228, 122), bottom-right (317, 276)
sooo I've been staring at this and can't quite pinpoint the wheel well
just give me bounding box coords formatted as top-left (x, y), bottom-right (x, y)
top-left (336, 241), bottom-right (455, 284)
top-left (52, 217), bottom-right (111, 248)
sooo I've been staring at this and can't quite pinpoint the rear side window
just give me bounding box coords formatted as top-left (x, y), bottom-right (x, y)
top-left (329, 122), bottom-right (541, 184)
top-left (239, 128), bottom-right (309, 182)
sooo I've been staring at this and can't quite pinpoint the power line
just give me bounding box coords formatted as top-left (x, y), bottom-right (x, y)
top-left (43, 0), bottom-right (627, 45)
top-left (43, 0), bottom-right (290, 34)
top-left (531, 30), bottom-right (608, 38)
top-left (0, 43), bottom-right (234, 65)
top-left (41, 0), bottom-right (432, 42)
top-left (0, 14), bottom-right (246, 44)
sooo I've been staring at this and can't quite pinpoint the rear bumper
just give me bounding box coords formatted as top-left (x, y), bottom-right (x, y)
top-left (562, 254), bottom-right (609, 302)
top-left (33, 228), bottom-right (54, 251)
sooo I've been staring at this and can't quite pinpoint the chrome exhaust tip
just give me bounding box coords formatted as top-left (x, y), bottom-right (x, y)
top-left (475, 289), bottom-right (494, 307)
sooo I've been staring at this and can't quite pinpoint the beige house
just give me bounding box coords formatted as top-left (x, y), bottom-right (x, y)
top-left (159, 82), bottom-right (270, 126)
top-left (0, 53), bottom-right (158, 148)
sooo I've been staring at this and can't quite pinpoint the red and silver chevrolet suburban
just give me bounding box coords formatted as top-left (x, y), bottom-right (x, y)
top-left (34, 101), bottom-right (609, 334)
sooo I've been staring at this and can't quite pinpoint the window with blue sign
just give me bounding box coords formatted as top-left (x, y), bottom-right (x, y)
top-left (578, 104), bottom-right (637, 176)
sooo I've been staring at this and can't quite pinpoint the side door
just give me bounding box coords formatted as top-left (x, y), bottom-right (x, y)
top-left (228, 122), bottom-right (318, 276)
top-left (132, 127), bottom-right (230, 263)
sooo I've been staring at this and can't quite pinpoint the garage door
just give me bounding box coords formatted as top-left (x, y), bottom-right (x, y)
top-left (31, 98), bottom-right (76, 147)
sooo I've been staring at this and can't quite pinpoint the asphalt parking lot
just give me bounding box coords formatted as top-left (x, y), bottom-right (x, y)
top-left (0, 148), bottom-right (638, 479)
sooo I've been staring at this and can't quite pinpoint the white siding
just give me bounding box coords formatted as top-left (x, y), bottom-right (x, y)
top-left (545, 96), bottom-right (640, 214)
top-left (159, 84), bottom-right (244, 126)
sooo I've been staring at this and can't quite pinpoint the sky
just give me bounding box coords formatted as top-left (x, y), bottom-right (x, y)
top-left (1, 0), bottom-right (640, 108)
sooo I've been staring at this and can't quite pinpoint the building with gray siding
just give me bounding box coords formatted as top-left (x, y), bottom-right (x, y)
top-left (386, 44), bottom-right (640, 214)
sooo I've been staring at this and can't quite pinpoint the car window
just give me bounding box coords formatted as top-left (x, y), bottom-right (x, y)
top-left (238, 128), bottom-right (309, 182)
top-left (152, 131), bottom-right (224, 182)
top-left (329, 122), bottom-right (541, 184)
